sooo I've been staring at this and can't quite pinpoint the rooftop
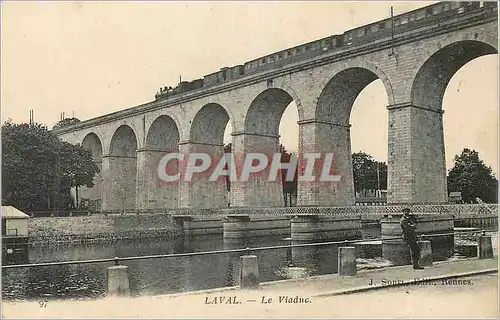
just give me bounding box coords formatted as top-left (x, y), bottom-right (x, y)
top-left (1, 206), bottom-right (30, 219)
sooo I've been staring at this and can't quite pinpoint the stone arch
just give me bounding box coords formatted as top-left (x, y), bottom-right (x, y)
top-left (234, 87), bottom-right (298, 208)
top-left (180, 103), bottom-right (231, 209)
top-left (80, 132), bottom-right (103, 210)
top-left (244, 88), bottom-right (296, 136)
top-left (103, 125), bottom-right (138, 211)
top-left (81, 132), bottom-right (103, 160)
top-left (109, 125), bottom-right (138, 157)
top-left (270, 81), bottom-right (304, 121)
top-left (316, 61), bottom-right (395, 111)
top-left (146, 115), bottom-right (180, 151)
top-left (190, 103), bottom-right (230, 145)
top-left (316, 67), bottom-right (391, 124)
top-left (146, 112), bottom-right (184, 145)
top-left (297, 66), bottom-right (392, 207)
top-left (411, 40), bottom-right (498, 111)
top-left (137, 115), bottom-right (181, 210)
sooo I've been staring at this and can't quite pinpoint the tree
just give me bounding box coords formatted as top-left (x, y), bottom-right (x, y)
top-left (2, 122), bottom-right (59, 210)
top-left (352, 152), bottom-right (387, 193)
top-left (447, 148), bottom-right (498, 203)
top-left (52, 117), bottom-right (81, 130)
top-left (279, 144), bottom-right (298, 206)
top-left (58, 141), bottom-right (100, 208)
top-left (2, 121), bottom-right (99, 211)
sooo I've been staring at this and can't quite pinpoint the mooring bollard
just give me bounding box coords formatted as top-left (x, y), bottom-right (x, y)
top-left (107, 257), bottom-right (130, 297)
top-left (338, 246), bottom-right (357, 276)
top-left (478, 231), bottom-right (494, 259)
top-left (239, 255), bottom-right (259, 289)
top-left (418, 240), bottom-right (433, 267)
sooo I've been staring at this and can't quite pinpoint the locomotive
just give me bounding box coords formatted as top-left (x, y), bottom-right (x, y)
top-left (155, 1), bottom-right (497, 100)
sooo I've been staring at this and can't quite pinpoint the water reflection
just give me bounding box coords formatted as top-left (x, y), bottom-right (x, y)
top-left (2, 245), bottom-right (29, 266)
top-left (2, 230), bottom-right (464, 301)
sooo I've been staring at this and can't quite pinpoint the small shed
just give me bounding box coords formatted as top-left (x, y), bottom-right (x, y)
top-left (1, 206), bottom-right (29, 237)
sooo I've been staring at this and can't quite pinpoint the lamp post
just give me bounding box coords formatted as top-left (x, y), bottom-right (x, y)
top-left (376, 162), bottom-right (381, 196)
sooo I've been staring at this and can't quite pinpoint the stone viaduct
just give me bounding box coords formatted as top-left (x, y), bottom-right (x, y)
top-left (55, 2), bottom-right (498, 212)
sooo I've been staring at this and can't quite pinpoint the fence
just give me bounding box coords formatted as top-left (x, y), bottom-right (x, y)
top-left (24, 203), bottom-right (499, 218)
top-left (26, 210), bottom-right (92, 218)
top-left (454, 214), bottom-right (498, 229)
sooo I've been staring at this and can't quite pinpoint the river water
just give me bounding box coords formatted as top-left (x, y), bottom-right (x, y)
top-left (2, 228), bottom-right (484, 301)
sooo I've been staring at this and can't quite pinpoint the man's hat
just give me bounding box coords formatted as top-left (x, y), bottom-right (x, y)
top-left (402, 207), bottom-right (411, 213)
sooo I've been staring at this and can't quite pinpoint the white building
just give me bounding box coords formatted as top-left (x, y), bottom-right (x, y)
top-left (1, 206), bottom-right (29, 237)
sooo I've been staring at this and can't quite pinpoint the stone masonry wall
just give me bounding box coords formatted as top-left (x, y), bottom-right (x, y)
top-left (136, 149), bottom-right (179, 210)
top-left (28, 214), bottom-right (178, 244)
top-left (387, 105), bottom-right (413, 203)
top-left (411, 107), bottom-right (448, 203)
top-left (101, 156), bottom-right (137, 210)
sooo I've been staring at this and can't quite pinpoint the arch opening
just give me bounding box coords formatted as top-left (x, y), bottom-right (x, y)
top-left (240, 88), bottom-right (299, 207)
top-left (442, 53), bottom-right (498, 202)
top-left (393, 40), bottom-right (499, 204)
top-left (311, 67), bottom-right (390, 206)
top-left (245, 88), bottom-right (294, 136)
top-left (184, 103), bottom-right (231, 209)
top-left (82, 133), bottom-right (103, 160)
top-left (411, 40), bottom-right (497, 111)
top-left (191, 103), bottom-right (230, 145)
top-left (139, 115), bottom-right (181, 210)
top-left (105, 125), bottom-right (138, 211)
top-left (80, 133), bottom-right (103, 211)
top-left (110, 125), bottom-right (138, 157)
top-left (146, 115), bottom-right (180, 151)
top-left (316, 67), bottom-right (380, 123)
top-left (350, 80), bottom-right (389, 165)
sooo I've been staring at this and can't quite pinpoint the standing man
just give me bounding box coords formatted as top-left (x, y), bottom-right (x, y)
top-left (400, 208), bottom-right (424, 270)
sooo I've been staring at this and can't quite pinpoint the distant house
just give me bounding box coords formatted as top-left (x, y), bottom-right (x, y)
top-left (1, 206), bottom-right (29, 238)
top-left (2, 206), bottom-right (30, 258)
top-left (448, 192), bottom-right (463, 203)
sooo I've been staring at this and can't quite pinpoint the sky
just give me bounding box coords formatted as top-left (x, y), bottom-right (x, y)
top-left (1, 1), bottom-right (498, 176)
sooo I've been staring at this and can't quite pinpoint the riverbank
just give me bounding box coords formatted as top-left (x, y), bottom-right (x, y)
top-left (2, 257), bottom-right (497, 318)
top-left (19, 204), bottom-right (498, 244)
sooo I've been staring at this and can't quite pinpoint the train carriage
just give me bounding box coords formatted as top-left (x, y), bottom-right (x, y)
top-left (156, 2), bottom-right (497, 101)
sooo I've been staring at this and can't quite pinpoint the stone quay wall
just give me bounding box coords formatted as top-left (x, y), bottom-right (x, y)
top-left (28, 214), bottom-right (179, 244)
top-left (26, 204), bottom-right (497, 244)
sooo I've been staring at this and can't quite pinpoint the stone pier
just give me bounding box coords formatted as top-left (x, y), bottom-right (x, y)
top-left (173, 215), bottom-right (223, 237)
top-left (290, 215), bottom-right (362, 241)
top-left (223, 215), bottom-right (290, 239)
